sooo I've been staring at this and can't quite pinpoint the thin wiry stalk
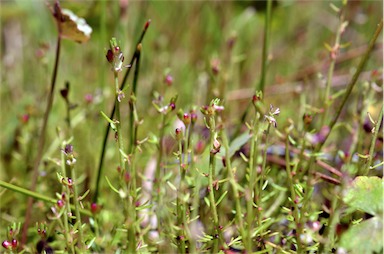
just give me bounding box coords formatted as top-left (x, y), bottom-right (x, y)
top-left (321, 6), bottom-right (346, 126)
top-left (221, 131), bottom-right (247, 251)
top-left (362, 105), bottom-right (383, 175)
top-left (22, 33), bottom-right (62, 246)
top-left (94, 20), bottom-right (151, 203)
top-left (258, 0), bottom-right (273, 93)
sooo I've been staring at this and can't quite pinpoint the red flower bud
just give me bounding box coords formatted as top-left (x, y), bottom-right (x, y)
top-left (190, 113), bottom-right (197, 124)
top-left (164, 74), bottom-right (173, 86)
top-left (57, 199), bottom-right (64, 208)
top-left (124, 172), bottom-right (131, 183)
top-left (91, 203), bottom-right (100, 214)
top-left (2, 240), bottom-right (11, 249)
top-left (145, 19), bottom-right (151, 30)
top-left (106, 49), bottom-right (114, 63)
top-left (175, 128), bottom-right (183, 140)
top-left (11, 239), bottom-right (17, 248)
top-left (183, 113), bottom-right (191, 125)
top-left (20, 114), bottom-right (30, 124)
top-left (84, 93), bottom-right (93, 104)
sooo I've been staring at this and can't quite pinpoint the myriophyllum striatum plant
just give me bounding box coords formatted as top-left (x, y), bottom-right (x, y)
top-left (102, 38), bottom-right (139, 251)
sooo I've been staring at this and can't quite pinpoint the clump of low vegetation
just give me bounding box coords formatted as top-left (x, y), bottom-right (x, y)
top-left (0, 1), bottom-right (382, 253)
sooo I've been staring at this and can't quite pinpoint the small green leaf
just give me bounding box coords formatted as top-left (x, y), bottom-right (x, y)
top-left (239, 152), bottom-right (248, 162)
top-left (100, 111), bottom-right (117, 131)
top-left (323, 42), bottom-right (333, 52)
top-left (329, 3), bottom-right (340, 13)
top-left (105, 176), bottom-right (119, 194)
top-left (135, 204), bottom-right (153, 211)
top-left (216, 190), bottom-right (228, 206)
top-left (343, 176), bottom-right (383, 216)
top-left (229, 132), bottom-right (251, 157)
top-left (288, 135), bottom-right (296, 146)
top-left (262, 180), bottom-right (268, 190)
top-left (166, 181), bottom-right (177, 191)
top-left (204, 197), bottom-right (210, 207)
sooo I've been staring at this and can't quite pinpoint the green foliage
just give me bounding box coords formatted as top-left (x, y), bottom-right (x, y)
top-left (339, 217), bottom-right (383, 254)
top-left (0, 1), bottom-right (383, 253)
top-left (340, 176), bottom-right (384, 253)
top-left (343, 176), bottom-right (383, 216)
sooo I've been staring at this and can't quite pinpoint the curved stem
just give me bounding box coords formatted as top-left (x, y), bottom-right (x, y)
top-left (0, 180), bottom-right (92, 217)
top-left (22, 34), bottom-right (61, 245)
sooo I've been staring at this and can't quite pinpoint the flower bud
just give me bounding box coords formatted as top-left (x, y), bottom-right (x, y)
top-left (190, 112), bottom-right (197, 124)
top-left (84, 93), bottom-right (93, 104)
top-left (183, 113), bottom-right (191, 126)
top-left (2, 240), bottom-right (11, 249)
top-left (211, 58), bottom-right (220, 75)
top-left (20, 114), bottom-right (30, 124)
top-left (57, 199), bottom-right (64, 208)
top-left (164, 74), bottom-right (173, 86)
top-left (303, 113), bottom-right (313, 125)
top-left (169, 102), bottom-right (176, 111)
top-left (106, 49), bottom-right (114, 63)
top-left (91, 203), bottom-right (100, 214)
top-left (175, 128), bottom-right (183, 141)
top-left (211, 139), bottom-right (221, 154)
top-left (11, 239), bottom-right (17, 248)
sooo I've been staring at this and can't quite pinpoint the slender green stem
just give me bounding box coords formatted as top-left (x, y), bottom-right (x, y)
top-left (322, 20), bottom-right (382, 149)
top-left (285, 136), bottom-right (303, 253)
top-left (362, 106), bottom-right (383, 175)
top-left (208, 152), bottom-right (220, 253)
top-left (189, 125), bottom-right (201, 254)
top-left (126, 45), bottom-right (142, 252)
top-left (318, 191), bottom-right (340, 253)
top-left (221, 131), bottom-right (247, 251)
top-left (0, 180), bottom-right (56, 206)
top-left (155, 114), bottom-right (166, 197)
top-left (255, 123), bottom-right (271, 240)
top-left (71, 167), bottom-right (84, 251)
top-left (94, 20), bottom-right (151, 203)
top-left (207, 115), bottom-right (221, 252)
top-left (177, 137), bottom-right (186, 254)
top-left (0, 180), bottom-right (92, 217)
top-left (114, 72), bottom-right (126, 171)
top-left (246, 117), bottom-right (259, 251)
top-left (99, 0), bottom-right (107, 90)
top-left (128, 102), bottom-right (139, 252)
top-left (22, 34), bottom-right (62, 245)
top-left (321, 11), bottom-right (345, 126)
top-left (60, 144), bottom-right (75, 253)
top-left (129, 45), bottom-right (141, 154)
top-left (258, 0), bottom-right (272, 93)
